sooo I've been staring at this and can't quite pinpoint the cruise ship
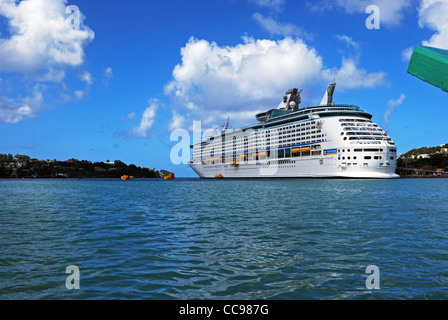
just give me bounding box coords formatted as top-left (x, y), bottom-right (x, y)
top-left (189, 82), bottom-right (399, 179)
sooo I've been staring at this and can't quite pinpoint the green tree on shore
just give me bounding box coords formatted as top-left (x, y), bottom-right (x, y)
top-left (0, 154), bottom-right (167, 179)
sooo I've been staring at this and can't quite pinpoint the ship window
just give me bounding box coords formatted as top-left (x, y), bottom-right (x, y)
top-left (278, 149), bottom-right (284, 159)
top-left (285, 148), bottom-right (291, 158)
top-left (292, 148), bottom-right (300, 157)
top-left (302, 148), bottom-right (310, 156)
top-left (364, 156), bottom-right (371, 160)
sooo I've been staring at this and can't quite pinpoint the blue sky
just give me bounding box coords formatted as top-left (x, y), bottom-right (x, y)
top-left (0, 0), bottom-right (447, 177)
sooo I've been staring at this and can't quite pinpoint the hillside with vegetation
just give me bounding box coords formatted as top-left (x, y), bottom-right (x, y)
top-left (397, 144), bottom-right (448, 176)
top-left (0, 154), bottom-right (174, 179)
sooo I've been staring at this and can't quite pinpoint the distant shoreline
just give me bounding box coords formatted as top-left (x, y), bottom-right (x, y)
top-left (0, 154), bottom-right (175, 180)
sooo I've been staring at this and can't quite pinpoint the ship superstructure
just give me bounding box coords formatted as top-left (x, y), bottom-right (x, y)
top-left (189, 82), bottom-right (399, 179)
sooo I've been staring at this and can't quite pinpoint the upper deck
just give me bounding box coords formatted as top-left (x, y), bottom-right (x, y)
top-left (255, 104), bottom-right (371, 126)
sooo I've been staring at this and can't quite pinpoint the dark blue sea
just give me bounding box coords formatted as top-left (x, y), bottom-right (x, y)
top-left (0, 178), bottom-right (447, 300)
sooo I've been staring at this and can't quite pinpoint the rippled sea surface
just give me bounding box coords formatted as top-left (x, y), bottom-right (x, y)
top-left (1, 178), bottom-right (447, 300)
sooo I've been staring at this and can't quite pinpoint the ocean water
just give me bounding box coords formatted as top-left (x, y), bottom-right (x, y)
top-left (0, 178), bottom-right (447, 300)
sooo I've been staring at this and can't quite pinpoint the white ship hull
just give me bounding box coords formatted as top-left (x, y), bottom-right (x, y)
top-left (189, 152), bottom-right (399, 179)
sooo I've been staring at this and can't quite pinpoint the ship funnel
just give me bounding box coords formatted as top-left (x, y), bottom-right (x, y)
top-left (277, 88), bottom-right (303, 110)
top-left (320, 81), bottom-right (336, 106)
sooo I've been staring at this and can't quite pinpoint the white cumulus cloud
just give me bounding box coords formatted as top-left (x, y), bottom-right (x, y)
top-left (127, 111), bottom-right (136, 120)
top-left (323, 58), bottom-right (387, 90)
top-left (165, 37), bottom-right (324, 111)
top-left (132, 99), bottom-right (159, 138)
top-left (0, 0), bottom-right (94, 124)
top-left (311, 0), bottom-right (411, 27)
top-left (418, 0), bottom-right (448, 49)
top-left (168, 110), bottom-right (186, 131)
top-left (252, 13), bottom-right (312, 39)
top-left (334, 34), bottom-right (360, 51)
top-left (248, 0), bottom-right (285, 10)
top-left (401, 0), bottom-right (448, 61)
top-left (37, 68), bottom-right (66, 82)
top-left (0, 0), bottom-right (94, 73)
top-left (74, 90), bottom-right (84, 100)
top-left (0, 89), bottom-right (43, 124)
top-left (164, 36), bottom-right (388, 127)
top-left (401, 46), bottom-right (414, 62)
top-left (80, 71), bottom-right (94, 86)
top-left (103, 67), bottom-right (113, 86)
top-left (384, 93), bottom-right (406, 125)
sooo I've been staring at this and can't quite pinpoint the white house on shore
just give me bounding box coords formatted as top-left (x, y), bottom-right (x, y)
top-left (410, 154), bottom-right (430, 159)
